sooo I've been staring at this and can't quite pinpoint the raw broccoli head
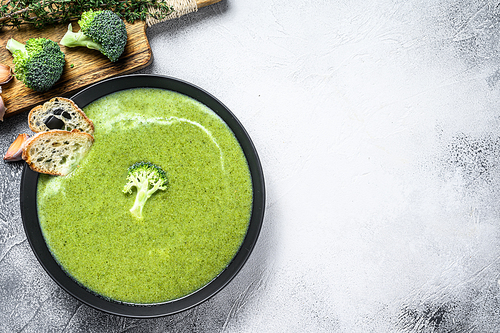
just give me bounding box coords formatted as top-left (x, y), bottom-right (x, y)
top-left (60, 9), bottom-right (127, 62)
top-left (123, 162), bottom-right (168, 219)
top-left (6, 38), bottom-right (65, 92)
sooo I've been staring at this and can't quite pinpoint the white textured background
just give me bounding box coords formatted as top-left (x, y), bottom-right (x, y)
top-left (3, 0), bottom-right (500, 331)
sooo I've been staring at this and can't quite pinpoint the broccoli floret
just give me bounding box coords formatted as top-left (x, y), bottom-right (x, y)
top-left (6, 38), bottom-right (65, 92)
top-left (60, 10), bottom-right (127, 62)
top-left (123, 162), bottom-right (168, 219)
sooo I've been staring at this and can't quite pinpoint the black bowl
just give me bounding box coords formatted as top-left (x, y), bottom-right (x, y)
top-left (20, 74), bottom-right (265, 318)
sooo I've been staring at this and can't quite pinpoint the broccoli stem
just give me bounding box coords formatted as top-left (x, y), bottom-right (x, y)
top-left (60, 23), bottom-right (102, 51)
top-left (129, 182), bottom-right (166, 219)
top-left (129, 189), bottom-right (147, 219)
top-left (6, 38), bottom-right (27, 56)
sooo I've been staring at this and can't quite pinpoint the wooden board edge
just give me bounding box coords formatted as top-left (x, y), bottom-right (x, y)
top-left (197, 0), bottom-right (222, 9)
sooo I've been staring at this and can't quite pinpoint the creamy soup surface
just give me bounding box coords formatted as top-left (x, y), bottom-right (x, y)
top-left (37, 88), bottom-right (253, 304)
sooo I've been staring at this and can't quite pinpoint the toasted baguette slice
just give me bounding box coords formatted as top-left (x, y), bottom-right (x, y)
top-left (22, 130), bottom-right (94, 176)
top-left (28, 97), bottom-right (94, 135)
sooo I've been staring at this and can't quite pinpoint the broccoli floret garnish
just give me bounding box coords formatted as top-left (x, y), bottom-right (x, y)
top-left (60, 9), bottom-right (127, 62)
top-left (123, 162), bottom-right (168, 219)
top-left (6, 37), bottom-right (65, 92)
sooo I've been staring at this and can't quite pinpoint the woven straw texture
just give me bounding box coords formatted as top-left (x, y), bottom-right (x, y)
top-left (146, 0), bottom-right (198, 26)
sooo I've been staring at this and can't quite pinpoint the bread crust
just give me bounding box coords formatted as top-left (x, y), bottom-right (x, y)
top-left (28, 97), bottom-right (94, 134)
top-left (23, 129), bottom-right (94, 176)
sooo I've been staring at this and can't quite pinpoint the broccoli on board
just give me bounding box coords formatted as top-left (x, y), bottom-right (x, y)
top-left (6, 38), bottom-right (65, 92)
top-left (123, 162), bottom-right (168, 219)
top-left (60, 9), bottom-right (127, 62)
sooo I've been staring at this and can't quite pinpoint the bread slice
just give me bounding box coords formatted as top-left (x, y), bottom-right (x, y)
top-left (28, 97), bottom-right (94, 135)
top-left (22, 130), bottom-right (94, 176)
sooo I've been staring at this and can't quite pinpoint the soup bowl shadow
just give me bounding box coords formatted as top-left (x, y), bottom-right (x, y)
top-left (20, 74), bottom-right (265, 318)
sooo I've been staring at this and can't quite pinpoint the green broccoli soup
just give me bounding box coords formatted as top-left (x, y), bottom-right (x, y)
top-left (37, 88), bottom-right (253, 304)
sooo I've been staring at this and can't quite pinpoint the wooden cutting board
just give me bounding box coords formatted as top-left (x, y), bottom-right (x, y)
top-left (0, 0), bottom-right (220, 119)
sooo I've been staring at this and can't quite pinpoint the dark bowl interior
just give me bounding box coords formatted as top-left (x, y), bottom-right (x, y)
top-left (20, 74), bottom-right (265, 318)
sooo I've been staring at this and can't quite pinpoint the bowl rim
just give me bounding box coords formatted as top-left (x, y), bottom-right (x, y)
top-left (20, 74), bottom-right (266, 318)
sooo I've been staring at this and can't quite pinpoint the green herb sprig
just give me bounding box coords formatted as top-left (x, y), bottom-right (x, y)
top-left (0, 0), bottom-right (175, 29)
